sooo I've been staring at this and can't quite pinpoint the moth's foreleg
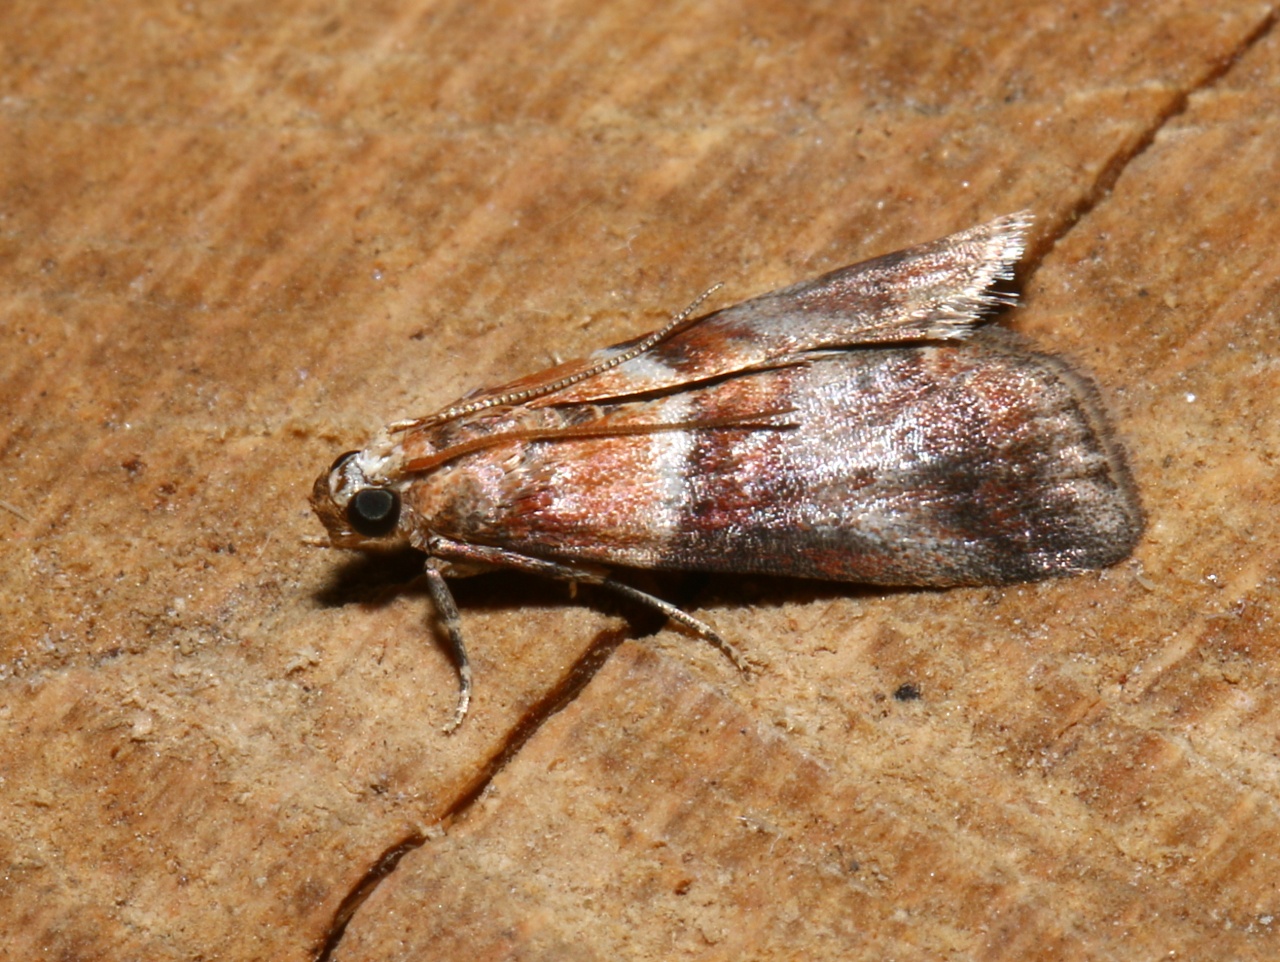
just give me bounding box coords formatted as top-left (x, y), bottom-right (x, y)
top-left (423, 560), bottom-right (473, 734)
top-left (428, 536), bottom-right (751, 673)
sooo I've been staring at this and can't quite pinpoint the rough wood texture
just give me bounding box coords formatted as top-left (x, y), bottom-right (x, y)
top-left (3, 2), bottom-right (1279, 960)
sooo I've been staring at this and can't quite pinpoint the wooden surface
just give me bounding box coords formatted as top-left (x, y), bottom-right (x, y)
top-left (3, 1), bottom-right (1280, 959)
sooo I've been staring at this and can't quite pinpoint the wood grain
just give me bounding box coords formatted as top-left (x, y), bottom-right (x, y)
top-left (2, 1), bottom-right (1278, 960)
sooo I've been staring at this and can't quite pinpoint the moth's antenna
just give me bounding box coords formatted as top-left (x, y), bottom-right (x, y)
top-left (390, 285), bottom-right (724, 433)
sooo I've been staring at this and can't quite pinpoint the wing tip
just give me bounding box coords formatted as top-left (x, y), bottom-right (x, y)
top-left (918, 210), bottom-right (1035, 338)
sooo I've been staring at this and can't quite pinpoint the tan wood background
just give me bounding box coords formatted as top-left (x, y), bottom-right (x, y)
top-left (3, 1), bottom-right (1280, 959)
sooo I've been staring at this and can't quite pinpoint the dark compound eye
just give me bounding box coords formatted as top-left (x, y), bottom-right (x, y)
top-left (346, 487), bottom-right (401, 538)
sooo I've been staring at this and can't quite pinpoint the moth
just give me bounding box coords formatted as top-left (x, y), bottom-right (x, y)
top-left (312, 213), bottom-right (1142, 731)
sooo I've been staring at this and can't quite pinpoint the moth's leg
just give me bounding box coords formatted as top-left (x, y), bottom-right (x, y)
top-left (423, 559), bottom-right (473, 734)
top-left (429, 537), bottom-right (751, 673)
top-left (596, 578), bottom-right (753, 674)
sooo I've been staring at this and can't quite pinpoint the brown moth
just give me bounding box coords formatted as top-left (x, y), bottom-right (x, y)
top-left (312, 213), bottom-right (1142, 731)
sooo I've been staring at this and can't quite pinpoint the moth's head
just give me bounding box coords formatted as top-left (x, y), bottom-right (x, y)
top-left (311, 449), bottom-right (408, 550)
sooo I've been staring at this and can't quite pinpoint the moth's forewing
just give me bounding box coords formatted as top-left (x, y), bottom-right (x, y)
top-left (402, 326), bottom-right (1141, 586)
top-left (450, 214), bottom-right (1031, 415)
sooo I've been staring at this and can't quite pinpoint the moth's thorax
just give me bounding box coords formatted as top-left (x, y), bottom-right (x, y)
top-left (394, 405), bottom-right (587, 544)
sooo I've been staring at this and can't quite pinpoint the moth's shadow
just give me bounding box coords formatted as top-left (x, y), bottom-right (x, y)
top-left (313, 548), bottom-right (904, 636)
top-left (313, 548), bottom-right (428, 609)
top-left (694, 570), bottom-right (902, 615)
top-left (313, 547), bottom-right (647, 624)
